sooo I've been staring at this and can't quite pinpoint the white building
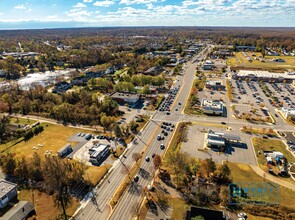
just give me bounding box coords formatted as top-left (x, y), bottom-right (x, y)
top-left (201, 99), bottom-right (224, 115)
top-left (281, 107), bottom-right (295, 119)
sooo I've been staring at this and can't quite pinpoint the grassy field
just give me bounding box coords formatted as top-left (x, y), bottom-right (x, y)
top-left (6, 123), bottom-right (97, 159)
top-left (10, 117), bottom-right (36, 125)
top-left (252, 137), bottom-right (295, 167)
top-left (252, 138), bottom-right (295, 184)
top-left (170, 198), bottom-right (190, 220)
top-left (227, 52), bottom-right (295, 71)
top-left (229, 163), bottom-right (295, 210)
top-left (85, 164), bottom-right (111, 186)
top-left (18, 189), bottom-right (80, 220)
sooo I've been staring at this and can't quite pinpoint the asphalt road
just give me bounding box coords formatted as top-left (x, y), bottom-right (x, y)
top-left (75, 117), bottom-right (166, 220)
top-left (109, 48), bottom-right (209, 220)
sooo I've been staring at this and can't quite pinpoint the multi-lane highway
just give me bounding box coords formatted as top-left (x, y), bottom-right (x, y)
top-left (75, 47), bottom-right (209, 220)
top-left (109, 48), bottom-right (210, 220)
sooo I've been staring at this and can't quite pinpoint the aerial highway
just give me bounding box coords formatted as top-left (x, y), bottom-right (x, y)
top-left (75, 47), bottom-right (209, 220)
top-left (109, 47), bottom-right (210, 220)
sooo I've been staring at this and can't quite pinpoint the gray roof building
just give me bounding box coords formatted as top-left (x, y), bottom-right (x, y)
top-left (2, 201), bottom-right (35, 220)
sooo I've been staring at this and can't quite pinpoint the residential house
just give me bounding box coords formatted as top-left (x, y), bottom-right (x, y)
top-left (52, 81), bottom-right (72, 94)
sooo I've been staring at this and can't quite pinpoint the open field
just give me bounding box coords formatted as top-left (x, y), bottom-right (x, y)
top-left (227, 52), bottom-right (295, 71)
top-left (229, 163), bottom-right (295, 210)
top-left (85, 164), bottom-right (111, 186)
top-left (252, 138), bottom-right (295, 184)
top-left (6, 123), bottom-right (97, 158)
top-left (252, 138), bottom-right (295, 166)
top-left (18, 189), bottom-right (80, 220)
top-left (10, 117), bottom-right (36, 125)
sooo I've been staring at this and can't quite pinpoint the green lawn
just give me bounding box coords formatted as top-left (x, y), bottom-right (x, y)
top-left (10, 117), bottom-right (37, 125)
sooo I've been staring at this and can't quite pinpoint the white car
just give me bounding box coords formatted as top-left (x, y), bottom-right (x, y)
top-left (238, 212), bottom-right (247, 218)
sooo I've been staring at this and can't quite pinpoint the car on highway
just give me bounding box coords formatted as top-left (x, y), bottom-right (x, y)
top-left (152, 153), bottom-right (156, 158)
top-left (145, 156), bottom-right (150, 162)
top-left (157, 135), bottom-right (163, 141)
top-left (178, 102), bottom-right (181, 105)
top-left (221, 122), bottom-right (226, 125)
top-left (134, 175), bottom-right (139, 182)
top-left (160, 144), bottom-right (165, 150)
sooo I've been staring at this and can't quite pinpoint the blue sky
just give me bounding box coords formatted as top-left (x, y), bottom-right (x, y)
top-left (0, 0), bottom-right (294, 29)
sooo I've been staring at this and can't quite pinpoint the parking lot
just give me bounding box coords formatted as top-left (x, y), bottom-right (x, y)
top-left (118, 104), bottom-right (148, 125)
top-left (181, 124), bottom-right (257, 165)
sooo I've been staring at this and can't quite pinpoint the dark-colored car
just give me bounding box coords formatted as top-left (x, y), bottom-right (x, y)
top-left (160, 144), bottom-right (165, 150)
top-left (221, 122), bottom-right (226, 125)
top-left (134, 175), bottom-right (139, 182)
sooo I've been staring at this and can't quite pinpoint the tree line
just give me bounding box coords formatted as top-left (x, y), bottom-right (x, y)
top-left (0, 85), bottom-right (120, 126)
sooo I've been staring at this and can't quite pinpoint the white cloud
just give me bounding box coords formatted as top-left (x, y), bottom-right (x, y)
top-left (83, 0), bottom-right (93, 2)
top-left (93, 0), bottom-right (115, 7)
top-left (14, 4), bottom-right (27, 10)
top-left (120, 0), bottom-right (158, 4)
top-left (46, 15), bottom-right (58, 19)
top-left (73, 3), bottom-right (87, 8)
top-left (14, 4), bottom-right (32, 12)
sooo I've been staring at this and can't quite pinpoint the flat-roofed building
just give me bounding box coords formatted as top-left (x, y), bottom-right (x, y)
top-left (201, 99), bottom-right (224, 115)
top-left (89, 144), bottom-right (110, 165)
top-left (231, 70), bottom-right (295, 83)
top-left (281, 107), bottom-right (295, 119)
top-left (0, 180), bottom-right (17, 209)
top-left (205, 80), bottom-right (223, 90)
top-left (110, 92), bottom-right (141, 108)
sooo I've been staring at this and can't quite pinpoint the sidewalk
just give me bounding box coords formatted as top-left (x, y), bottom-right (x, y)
top-left (250, 165), bottom-right (295, 191)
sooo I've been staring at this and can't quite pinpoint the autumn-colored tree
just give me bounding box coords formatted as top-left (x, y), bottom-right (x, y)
top-left (153, 154), bottom-right (162, 170)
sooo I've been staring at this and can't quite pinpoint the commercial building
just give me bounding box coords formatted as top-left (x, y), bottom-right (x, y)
top-left (231, 70), bottom-right (295, 83)
top-left (205, 131), bottom-right (241, 149)
top-left (110, 92), bottom-right (141, 107)
top-left (202, 60), bottom-right (215, 70)
top-left (57, 143), bottom-right (72, 157)
top-left (201, 99), bottom-right (224, 115)
top-left (89, 144), bottom-right (110, 165)
top-left (236, 46), bottom-right (256, 51)
top-left (281, 107), bottom-right (295, 119)
top-left (205, 80), bottom-right (223, 90)
top-left (0, 180), bottom-right (17, 209)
